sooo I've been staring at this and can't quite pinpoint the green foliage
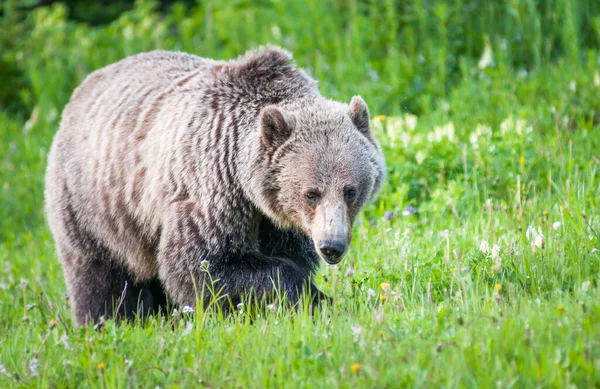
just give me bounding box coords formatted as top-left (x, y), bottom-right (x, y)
top-left (1, 0), bottom-right (600, 387)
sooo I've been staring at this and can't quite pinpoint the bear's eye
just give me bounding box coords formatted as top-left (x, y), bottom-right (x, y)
top-left (305, 189), bottom-right (321, 204)
top-left (344, 187), bottom-right (357, 203)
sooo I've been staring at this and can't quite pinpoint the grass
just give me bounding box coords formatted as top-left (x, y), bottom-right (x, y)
top-left (1, 0), bottom-right (600, 387)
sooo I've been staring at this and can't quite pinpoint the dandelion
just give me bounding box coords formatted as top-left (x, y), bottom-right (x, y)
top-left (350, 363), bottom-right (361, 373)
top-left (97, 362), bottom-right (105, 370)
top-left (553, 222), bottom-right (561, 230)
top-left (479, 240), bottom-right (490, 254)
top-left (379, 295), bottom-right (387, 302)
top-left (373, 115), bottom-right (386, 122)
top-left (494, 283), bottom-right (502, 292)
top-left (543, 210), bottom-right (549, 217)
top-left (519, 156), bottom-right (525, 165)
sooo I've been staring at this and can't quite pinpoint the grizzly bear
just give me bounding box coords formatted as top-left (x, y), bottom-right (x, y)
top-left (45, 47), bottom-right (386, 324)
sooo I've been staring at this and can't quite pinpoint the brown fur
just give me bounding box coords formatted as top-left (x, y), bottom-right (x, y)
top-left (45, 47), bottom-right (385, 324)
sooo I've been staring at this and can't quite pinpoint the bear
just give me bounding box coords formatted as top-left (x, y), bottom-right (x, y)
top-left (45, 47), bottom-right (386, 325)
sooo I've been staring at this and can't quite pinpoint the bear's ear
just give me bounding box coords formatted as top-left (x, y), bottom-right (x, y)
top-left (348, 95), bottom-right (371, 136)
top-left (260, 106), bottom-right (293, 149)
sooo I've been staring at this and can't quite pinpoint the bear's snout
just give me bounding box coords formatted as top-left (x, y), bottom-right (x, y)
top-left (318, 240), bottom-right (347, 264)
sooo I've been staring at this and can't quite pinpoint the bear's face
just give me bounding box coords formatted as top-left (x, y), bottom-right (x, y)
top-left (259, 96), bottom-right (385, 264)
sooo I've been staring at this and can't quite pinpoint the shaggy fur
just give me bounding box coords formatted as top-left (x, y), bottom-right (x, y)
top-left (45, 47), bottom-right (386, 324)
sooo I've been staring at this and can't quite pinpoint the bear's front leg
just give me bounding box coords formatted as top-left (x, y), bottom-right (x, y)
top-left (157, 208), bottom-right (315, 309)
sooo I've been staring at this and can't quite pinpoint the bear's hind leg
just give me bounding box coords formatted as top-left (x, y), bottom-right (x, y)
top-left (58, 239), bottom-right (161, 325)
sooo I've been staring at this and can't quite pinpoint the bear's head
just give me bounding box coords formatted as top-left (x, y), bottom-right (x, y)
top-left (254, 96), bottom-right (386, 264)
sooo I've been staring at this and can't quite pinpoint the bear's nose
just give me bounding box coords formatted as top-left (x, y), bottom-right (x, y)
top-left (319, 241), bottom-right (346, 263)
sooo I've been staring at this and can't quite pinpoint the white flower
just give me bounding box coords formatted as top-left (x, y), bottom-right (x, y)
top-left (61, 333), bottom-right (73, 350)
top-left (478, 37), bottom-right (493, 69)
top-left (182, 305), bottom-right (195, 314)
top-left (440, 230), bottom-right (450, 240)
top-left (491, 244), bottom-right (501, 261)
top-left (581, 281), bottom-right (591, 293)
top-left (182, 321), bottom-right (194, 336)
top-left (404, 113), bottom-right (418, 131)
top-left (415, 151), bottom-right (426, 165)
top-left (0, 363), bottom-right (9, 377)
top-left (526, 226), bottom-right (544, 252)
top-left (367, 288), bottom-right (377, 299)
top-left (479, 240), bottom-right (490, 254)
top-left (351, 324), bottom-right (364, 342)
top-left (29, 357), bottom-right (39, 376)
top-left (552, 222), bottom-right (561, 230)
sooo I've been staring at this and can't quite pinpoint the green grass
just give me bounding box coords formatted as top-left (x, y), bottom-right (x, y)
top-left (2, 0), bottom-right (600, 387)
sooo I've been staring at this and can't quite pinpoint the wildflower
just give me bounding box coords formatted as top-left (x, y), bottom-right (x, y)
top-left (384, 211), bottom-right (394, 220)
top-left (519, 156), bottom-right (525, 165)
top-left (415, 151), bottom-right (426, 165)
top-left (440, 230), bottom-right (450, 240)
top-left (367, 288), bottom-right (377, 299)
top-left (404, 113), bottom-right (418, 130)
top-left (373, 115), bottom-right (386, 122)
top-left (267, 302), bottom-right (278, 312)
top-left (61, 333), bottom-right (73, 350)
top-left (526, 226), bottom-right (544, 252)
top-left (98, 363), bottom-right (105, 370)
top-left (556, 305), bottom-right (565, 315)
top-left (380, 282), bottom-right (391, 291)
top-left (0, 363), bottom-right (8, 377)
top-left (351, 324), bottom-right (364, 342)
top-left (402, 205), bottom-right (419, 216)
top-left (581, 281), bottom-right (591, 292)
top-left (491, 244), bottom-right (500, 261)
top-left (182, 321), bottom-right (194, 336)
top-left (494, 283), bottom-right (502, 292)
top-left (182, 305), bottom-right (195, 314)
top-left (552, 222), bottom-right (561, 230)
top-left (350, 363), bottom-right (361, 373)
top-left (543, 210), bottom-right (549, 217)
top-left (478, 36), bottom-right (494, 69)
top-left (29, 358), bottom-right (39, 376)
top-left (479, 240), bottom-right (490, 254)
top-left (379, 295), bottom-right (387, 302)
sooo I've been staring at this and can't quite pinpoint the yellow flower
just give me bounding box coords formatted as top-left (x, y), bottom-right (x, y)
top-left (543, 210), bottom-right (549, 216)
top-left (98, 363), bottom-right (105, 370)
top-left (519, 156), bottom-right (525, 165)
top-left (350, 363), bottom-right (361, 373)
top-left (379, 294), bottom-right (387, 302)
top-left (380, 282), bottom-right (390, 290)
top-left (373, 115), bottom-right (386, 122)
top-left (557, 305), bottom-right (565, 315)
top-left (494, 283), bottom-right (502, 292)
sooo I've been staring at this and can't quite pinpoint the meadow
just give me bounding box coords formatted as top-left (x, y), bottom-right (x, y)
top-left (1, 0), bottom-right (600, 387)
